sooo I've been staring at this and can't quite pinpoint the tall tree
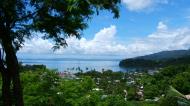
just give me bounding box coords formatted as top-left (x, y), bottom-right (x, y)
top-left (0, 0), bottom-right (120, 105)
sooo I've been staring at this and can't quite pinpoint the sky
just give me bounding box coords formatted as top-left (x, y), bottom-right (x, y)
top-left (18, 0), bottom-right (190, 59)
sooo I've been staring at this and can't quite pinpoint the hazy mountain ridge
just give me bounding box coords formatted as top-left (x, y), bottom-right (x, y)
top-left (119, 49), bottom-right (190, 68)
top-left (136, 49), bottom-right (190, 60)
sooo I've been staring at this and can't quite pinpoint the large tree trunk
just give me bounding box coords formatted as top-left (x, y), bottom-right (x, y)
top-left (1, 71), bottom-right (12, 106)
top-left (0, 30), bottom-right (13, 106)
top-left (2, 34), bottom-right (24, 106)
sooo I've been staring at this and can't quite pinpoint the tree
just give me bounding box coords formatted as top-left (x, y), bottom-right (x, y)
top-left (21, 68), bottom-right (60, 106)
top-left (0, 0), bottom-right (121, 105)
top-left (172, 72), bottom-right (190, 94)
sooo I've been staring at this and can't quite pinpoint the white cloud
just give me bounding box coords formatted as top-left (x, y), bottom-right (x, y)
top-left (56, 25), bottom-right (128, 55)
top-left (157, 21), bottom-right (168, 31)
top-left (125, 22), bottom-right (190, 57)
top-left (19, 22), bottom-right (190, 58)
top-left (122, 0), bottom-right (169, 11)
top-left (122, 0), bottom-right (153, 11)
top-left (20, 37), bottom-right (53, 54)
top-left (93, 25), bottom-right (116, 42)
top-left (19, 25), bottom-right (128, 55)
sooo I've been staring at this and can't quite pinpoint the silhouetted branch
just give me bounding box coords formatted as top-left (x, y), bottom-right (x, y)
top-left (0, 48), bottom-right (7, 73)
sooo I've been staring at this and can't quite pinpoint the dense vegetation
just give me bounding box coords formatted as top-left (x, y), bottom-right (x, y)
top-left (0, 64), bottom-right (190, 105)
top-left (1, 65), bottom-right (129, 106)
top-left (80, 64), bottom-right (190, 106)
top-left (119, 58), bottom-right (159, 69)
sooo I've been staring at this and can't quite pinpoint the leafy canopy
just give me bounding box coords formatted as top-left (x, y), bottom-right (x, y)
top-left (0, 0), bottom-right (120, 50)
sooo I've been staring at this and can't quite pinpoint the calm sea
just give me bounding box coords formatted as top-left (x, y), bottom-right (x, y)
top-left (18, 54), bottom-right (127, 72)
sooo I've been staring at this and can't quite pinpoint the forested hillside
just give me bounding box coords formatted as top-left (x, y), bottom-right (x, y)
top-left (119, 50), bottom-right (190, 69)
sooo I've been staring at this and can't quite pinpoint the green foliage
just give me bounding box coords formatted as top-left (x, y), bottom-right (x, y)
top-left (128, 64), bottom-right (190, 102)
top-left (20, 66), bottom-right (104, 106)
top-left (20, 64), bottom-right (47, 72)
top-left (77, 70), bottom-right (127, 96)
top-left (159, 86), bottom-right (190, 106)
top-left (139, 75), bottom-right (159, 99)
top-left (172, 71), bottom-right (190, 94)
top-left (21, 68), bottom-right (60, 105)
top-left (126, 101), bottom-right (158, 106)
top-left (127, 86), bottom-right (136, 100)
top-left (0, 0), bottom-right (121, 50)
top-left (78, 64), bottom-right (190, 105)
top-left (2, 63), bottom-right (190, 105)
top-left (144, 85), bottom-right (159, 99)
top-left (159, 96), bottom-right (178, 106)
top-left (119, 59), bottom-right (159, 69)
top-left (57, 77), bottom-right (96, 105)
top-left (100, 95), bottom-right (127, 106)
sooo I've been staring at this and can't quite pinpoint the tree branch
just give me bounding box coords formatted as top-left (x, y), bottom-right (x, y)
top-left (10, 9), bottom-right (40, 29)
top-left (0, 48), bottom-right (7, 73)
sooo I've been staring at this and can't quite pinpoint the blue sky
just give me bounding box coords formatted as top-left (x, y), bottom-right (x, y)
top-left (84, 0), bottom-right (190, 39)
top-left (18, 0), bottom-right (190, 58)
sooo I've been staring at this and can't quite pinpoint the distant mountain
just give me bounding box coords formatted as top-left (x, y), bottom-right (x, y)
top-left (119, 49), bottom-right (190, 69)
top-left (136, 49), bottom-right (190, 61)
